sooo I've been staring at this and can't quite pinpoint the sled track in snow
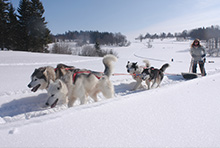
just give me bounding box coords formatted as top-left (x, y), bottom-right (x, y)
top-left (0, 74), bottom-right (186, 124)
top-left (8, 68), bottom-right (220, 124)
top-left (134, 54), bottom-right (183, 63)
top-left (0, 58), bottom-right (101, 67)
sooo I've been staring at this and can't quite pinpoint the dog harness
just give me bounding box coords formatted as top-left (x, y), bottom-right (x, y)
top-left (133, 73), bottom-right (142, 79)
top-left (72, 71), bottom-right (102, 83)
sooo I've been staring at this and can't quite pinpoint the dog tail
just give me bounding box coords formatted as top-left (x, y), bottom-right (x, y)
top-left (143, 60), bottom-right (150, 68)
top-left (160, 63), bottom-right (169, 72)
top-left (103, 54), bottom-right (117, 77)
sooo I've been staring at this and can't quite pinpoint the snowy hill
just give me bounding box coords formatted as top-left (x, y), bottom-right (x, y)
top-left (0, 39), bottom-right (220, 147)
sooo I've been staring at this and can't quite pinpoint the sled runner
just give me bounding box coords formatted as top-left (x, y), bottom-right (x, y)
top-left (181, 72), bottom-right (198, 80)
top-left (181, 58), bottom-right (202, 80)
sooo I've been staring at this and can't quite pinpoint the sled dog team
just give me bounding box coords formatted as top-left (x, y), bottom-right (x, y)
top-left (28, 54), bottom-right (169, 108)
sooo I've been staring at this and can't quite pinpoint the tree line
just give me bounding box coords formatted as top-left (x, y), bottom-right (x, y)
top-left (188, 25), bottom-right (220, 41)
top-left (0, 0), bottom-right (129, 52)
top-left (0, 0), bottom-right (51, 52)
top-left (137, 25), bottom-right (220, 41)
top-left (54, 31), bottom-right (130, 47)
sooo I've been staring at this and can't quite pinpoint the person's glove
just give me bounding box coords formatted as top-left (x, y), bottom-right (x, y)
top-left (192, 54), bottom-right (196, 57)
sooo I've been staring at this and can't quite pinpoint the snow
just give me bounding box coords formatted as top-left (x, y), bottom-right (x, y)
top-left (1, 38), bottom-right (220, 147)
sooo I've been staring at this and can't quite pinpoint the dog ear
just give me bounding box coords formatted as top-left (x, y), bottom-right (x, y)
top-left (39, 67), bottom-right (46, 72)
top-left (57, 80), bottom-right (62, 90)
top-left (49, 79), bottom-right (54, 84)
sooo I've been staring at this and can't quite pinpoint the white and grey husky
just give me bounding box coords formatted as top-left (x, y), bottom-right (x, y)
top-left (126, 60), bottom-right (150, 90)
top-left (45, 54), bottom-right (117, 108)
top-left (27, 64), bottom-right (75, 92)
top-left (27, 66), bottom-right (56, 92)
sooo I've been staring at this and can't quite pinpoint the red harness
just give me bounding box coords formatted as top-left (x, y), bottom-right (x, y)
top-left (72, 71), bottom-right (102, 83)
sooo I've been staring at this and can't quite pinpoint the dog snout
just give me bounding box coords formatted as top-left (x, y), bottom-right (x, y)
top-left (45, 102), bottom-right (49, 106)
top-left (27, 83), bottom-right (31, 88)
top-left (127, 69), bottom-right (130, 73)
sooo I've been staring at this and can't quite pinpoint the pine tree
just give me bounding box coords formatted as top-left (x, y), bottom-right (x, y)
top-left (17, 0), bottom-right (31, 51)
top-left (95, 41), bottom-right (102, 56)
top-left (0, 0), bottom-right (9, 50)
top-left (17, 0), bottom-right (50, 52)
top-left (6, 3), bottom-right (20, 50)
top-left (29, 0), bottom-right (50, 52)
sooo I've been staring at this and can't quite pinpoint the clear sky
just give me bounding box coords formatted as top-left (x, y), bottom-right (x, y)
top-left (10, 0), bottom-right (220, 38)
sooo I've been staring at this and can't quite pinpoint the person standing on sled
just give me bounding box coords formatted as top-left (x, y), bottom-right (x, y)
top-left (190, 39), bottom-right (206, 76)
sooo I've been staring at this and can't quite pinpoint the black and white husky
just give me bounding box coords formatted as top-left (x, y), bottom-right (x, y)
top-left (27, 64), bottom-right (75, 92)
top-left (126, 60), bottom-right (150, 90)
top-left (141, 63), bottom-right (169, 89)
top-left (45, 54), bottom-right (117, 108)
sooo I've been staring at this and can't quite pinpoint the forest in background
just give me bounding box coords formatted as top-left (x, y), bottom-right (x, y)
top-left (1, 0), bottom-right (220, 54)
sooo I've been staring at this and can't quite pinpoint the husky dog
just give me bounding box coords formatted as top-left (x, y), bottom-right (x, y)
top-left (28, 64), bottom-right (75, 92)
top-left (28, 66), bottom-right (56, 92)
top-left (45, 79), bottom-right (69, 108)
top-left (45, 54), bottom-right (117, 108)
top-left (141, 63), bottom-right (169, 89)
top-left (126, 60), bottom-right (150, 90)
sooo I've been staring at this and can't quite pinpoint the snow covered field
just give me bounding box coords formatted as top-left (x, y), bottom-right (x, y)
top-left (0, 38), bottom-right (220, 147)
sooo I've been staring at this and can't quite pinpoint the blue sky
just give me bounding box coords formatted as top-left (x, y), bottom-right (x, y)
top-left (10, 0), bottom-right (220, 38)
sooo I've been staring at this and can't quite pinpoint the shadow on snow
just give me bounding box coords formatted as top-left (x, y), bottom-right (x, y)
top-left (0, 93), bottom-right (48, 118)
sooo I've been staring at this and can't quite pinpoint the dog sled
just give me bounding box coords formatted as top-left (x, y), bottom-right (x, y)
top-left (181, 58), bottom-right (203, 80)
top-left (181, 72), bottom-right (199, 80)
